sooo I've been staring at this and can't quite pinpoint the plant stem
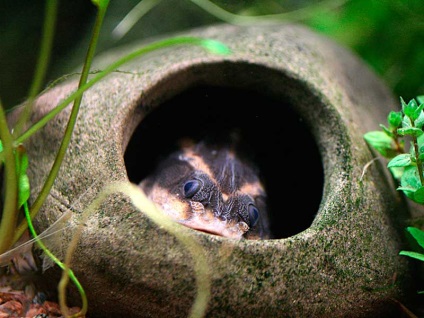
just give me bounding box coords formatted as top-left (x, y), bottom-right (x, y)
top-left (13, 0), bottom-right (58, 137)
top-left (190, 0), bottom-right (348, 25)
top-left (23, 202), bottom-right (87, 318)
top-left (112, 0), bottom-right (161, 39)
top-left (12, 1), bottom-right (110, 245)
top-left (413, 135), bottom-right (424, 186)
top-left (409, 114), bottom-right (424, 186)
top-left (0, 100), bottom-right (18, 254)
top-left (393, 132), bottom-right (404, 154)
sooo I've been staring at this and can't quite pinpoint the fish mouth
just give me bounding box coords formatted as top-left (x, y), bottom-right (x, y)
top-left (193, 228), bottom-right (224, 237)
top-left (179, 216), bottom-right (249, 239)
top-left (150, 197), bottom-right (250, 239)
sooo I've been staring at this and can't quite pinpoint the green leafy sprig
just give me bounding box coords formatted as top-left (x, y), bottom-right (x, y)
top-left (364, 96), bottom-right (424, 294)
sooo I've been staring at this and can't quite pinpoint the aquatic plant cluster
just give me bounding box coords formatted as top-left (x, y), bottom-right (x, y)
top-left (364, 97), bottom-right (424, 289)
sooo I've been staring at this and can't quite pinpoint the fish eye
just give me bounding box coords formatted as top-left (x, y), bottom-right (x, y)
top-left (247, 204), bottom-right (260, 227)
top-left (183, 179), bottom-right (202, 198)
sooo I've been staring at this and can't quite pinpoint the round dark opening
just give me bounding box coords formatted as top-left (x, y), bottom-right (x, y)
top-left (124, 86), bottom-right (323, 239)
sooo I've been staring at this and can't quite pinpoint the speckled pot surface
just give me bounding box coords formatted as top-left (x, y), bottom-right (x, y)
top-left (12, 23), bottom-right (416, 317)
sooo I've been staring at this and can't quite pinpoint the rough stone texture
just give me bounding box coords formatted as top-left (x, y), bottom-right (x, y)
top-left (9, 23), bottom-right (417, 317)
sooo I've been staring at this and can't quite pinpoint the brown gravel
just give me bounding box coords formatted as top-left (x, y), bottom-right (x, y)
top-left (0, 269), bottom-right (82, 318)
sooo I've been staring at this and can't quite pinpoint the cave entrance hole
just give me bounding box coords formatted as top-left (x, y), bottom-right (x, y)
top-left (124, 85), bottom-right (323, 239)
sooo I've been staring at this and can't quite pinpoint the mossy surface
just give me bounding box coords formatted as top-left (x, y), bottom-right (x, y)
top-left (16, 23), bottom-right (416, 317)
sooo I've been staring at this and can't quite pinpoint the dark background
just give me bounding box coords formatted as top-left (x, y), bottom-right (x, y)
top-left (1, 0), bottom-right (424, 109)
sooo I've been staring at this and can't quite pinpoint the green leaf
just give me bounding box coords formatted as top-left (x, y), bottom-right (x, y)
top-left (389, 166), bottom-right (404, 180)
top-left (399, 250), bottom-right (424, 261)
top-left (403, 98), bottom-right (419, 119)
top-left (200, 39), bottom-right (231, 55)
top-left (397, 127), bottom-right (423, 137)
top-left (409, 141), bottom-right (417, 159)
top-left (401, 166), bottom-right (421, 189)
top-left (18, 174), bottom-right (30, 208)
top-left (387, 153), bottom-right (412, 168)
top-left (400, 96), bottom-right (408, 112)
top-left (397, 185), bottom-right (424, 204)
top-left (387, 111), bottom-right (402, 128)
top-left (15, 145), bottom-right (30, 208)
top-left (419, 137), bottom-right (424, 156)
top-left (414, 187), bottom-right (424, 204)
top-left (414, 103), bottom-right (424, 123)
top-left (417, 96), bottom-right (424, 104)
top-left (379, 124), bottom-right (394, 138)
top-left (415, 109), bottom-right (424, 129)
top-left (401, 114), bottom-right (412, 128)
top-left (408, 98), bottom-right (418, 107)
top-left (406, 226), bottom-right (424, 250)
top-left (0, 140), bottom-right (3, 163)
top-left (363, 131), bottom-right (396, 158)
top-left (91, 0), bottom-right (109, 9)
top-left (399, 166), bottom-right (422, 202)
top-left (418, 133), bottom-right (424, 148)
top-left (397, 186), bottom-right (415, 194)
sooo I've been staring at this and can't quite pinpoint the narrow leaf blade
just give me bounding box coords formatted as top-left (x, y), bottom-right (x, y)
top-left (399, 250), bottom-right (424, 261)
top-left (406, 226), bottom-right (424, 250)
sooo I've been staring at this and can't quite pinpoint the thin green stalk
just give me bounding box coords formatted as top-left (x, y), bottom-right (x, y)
top-left (393, 135), bottom-right (404, 153)
top-left (58, 182), bottom-right (211, 318)
top-left (23, 202), bottom-right (87, 318)
top-left (412, 135), bottom-right (424, 186)
top-left (408, 114), bottom-right (424, 186)
top-left (112, 0), bottom-right (162, 40)
top-left (112, 0), bottom-right (348, 37)
top-left (0, 100), bottom-right (18, 254)
top-left (14, 37), bottom-right (229, 145)
top-left (190, 0), bottom-right (348, 25)
top-left (12, 1), bottom-right (110, 245)
top-left (13, 0), bottom-right (58, 137)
